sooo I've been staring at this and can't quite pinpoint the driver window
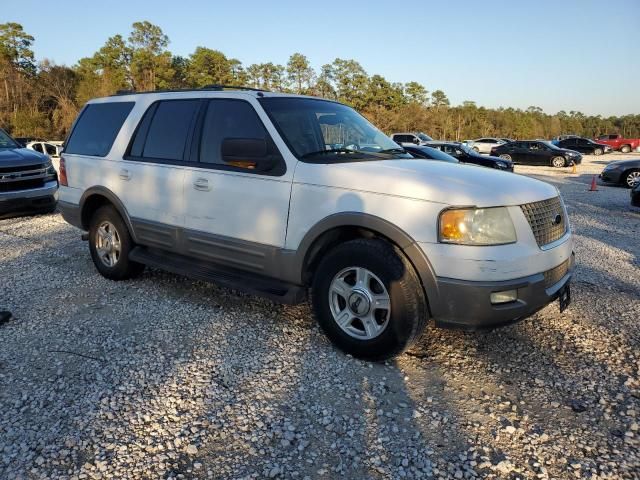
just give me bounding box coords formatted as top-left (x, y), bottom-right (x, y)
top-left (32, 143), bottom-right (44, 153)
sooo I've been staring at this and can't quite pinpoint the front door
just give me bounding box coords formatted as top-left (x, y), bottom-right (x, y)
top-left (182, 98), bottom-right (291, 272)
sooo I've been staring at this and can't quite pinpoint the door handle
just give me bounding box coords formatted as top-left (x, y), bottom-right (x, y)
top-left (119, 169), bottom-right (131, 180)
top-left (193, 178), bottom-right (210, 191)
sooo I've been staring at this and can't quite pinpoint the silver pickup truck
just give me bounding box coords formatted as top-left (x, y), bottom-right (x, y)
top-left (0, 129), bottom-right (58, 219)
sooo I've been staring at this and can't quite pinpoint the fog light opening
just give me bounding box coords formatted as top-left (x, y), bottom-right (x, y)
top-left (490, 289), bottom-right (518, 305)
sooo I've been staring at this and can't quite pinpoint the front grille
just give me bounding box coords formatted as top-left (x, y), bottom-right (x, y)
top-left (543, 258), bottom-right (570, 288)
top-left (0, 163), bottom-right (46, 174)
top-left (0, 178), bottom-right (46, 192)
top-left (520, 196), bottom-right (567, 247)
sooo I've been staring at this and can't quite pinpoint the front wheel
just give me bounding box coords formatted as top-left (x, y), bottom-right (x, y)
top-left (552, 156), bottom-right (567, 168)
top-left (311, 239), bottom-right (427, 361)
top-left (88, 205), bottom-right (145, 280)
top-left (593, 148), bottom-right (603, 156)
top-left (624, 169), bottom-right (640, 188)
top-left (499, 154), bottom-right (512, 161)
top-left (620, 145), bottom-right (632, 153)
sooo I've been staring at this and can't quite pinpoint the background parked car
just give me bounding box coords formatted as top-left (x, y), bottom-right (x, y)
top-left (491, 140), bottom-right (582, 167)
top-left (401, 145), bottom-right (459, 164)
top-left (426, 141), bottom-right (514, 171)
top-left (631, 181), bottom-right (640, 207)
top-left (551, 134), bottom-right (580, 145)
top-left (599, 159), bottom-right (640, 188)
top-left (557, 137), bottom-right (611, 155)
top-left (595, 134), bottom-right (640, 153)
top-left (0, 128), bottom-right (58, 218)
top-left (463, 137), bottom-right (506, 154)
top-left (26, 141), bottom-right (62, 158)
top-left (391, 132), bottom-right (434, 145)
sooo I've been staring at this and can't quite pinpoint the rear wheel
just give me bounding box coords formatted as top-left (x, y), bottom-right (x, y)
top-left (593, 148), bottom-right (603, 156)
top-left (499, 154), bottom-right (512, 161)
top-left (88, 205), bottom-right (145, 280)
top-left (624, 169), bottom-right (640, 188)
top-left (552, 156), bottom-right (567, 168)
top-left (311, 239), bottom-right (427, 361)
top-left (620, 145), bottom-right (632, 153)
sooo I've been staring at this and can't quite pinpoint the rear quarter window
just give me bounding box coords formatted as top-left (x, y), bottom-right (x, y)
top-left (65, 102), bottom-right (134, 157)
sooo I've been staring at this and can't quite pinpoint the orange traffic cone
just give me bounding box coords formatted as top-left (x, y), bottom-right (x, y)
top-left (589, 175), bottom-right (598, 191)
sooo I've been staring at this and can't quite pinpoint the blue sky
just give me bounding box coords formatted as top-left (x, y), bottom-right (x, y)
top-left (12, 0), bottom-right (640, 116)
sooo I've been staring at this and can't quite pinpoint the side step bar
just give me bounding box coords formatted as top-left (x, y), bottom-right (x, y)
top-left (129, 246), bottom-right (307, 305)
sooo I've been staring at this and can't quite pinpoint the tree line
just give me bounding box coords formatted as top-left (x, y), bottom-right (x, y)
top-left (1, 21), bottom-right (639, 141)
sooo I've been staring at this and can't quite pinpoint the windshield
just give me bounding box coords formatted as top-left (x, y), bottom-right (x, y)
top-left (259, 97), bottom-right (409, 162)
top-left (415, 146), bottom-right (458, 163)
top-left (541, 141), bottom-right (561, 150)
top-left (0, 130), bottom-right (19, 149)
top-left (417, 132), bottom-right (433, 142)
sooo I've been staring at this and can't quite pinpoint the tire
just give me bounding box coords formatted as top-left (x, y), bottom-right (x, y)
top-left (552, 156), bottom-right (567, 168)
top-left (620, 145), bottom-right (632, 154)
top-left (593, 148), bottom-right (603, 156)
top-left (623, 169), bottom-right (640, 188)
top-left (473, 146), bottom-right (480, 153)
top-left (499, 154), bottom-right (512, 161)
top-left (311, 238), bottom-right (427, 361)
top-left (88, 205), bottom-right (145, 280)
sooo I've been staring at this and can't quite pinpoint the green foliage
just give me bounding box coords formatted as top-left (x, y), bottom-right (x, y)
top-left (1, 20), bottom-right (639, 142)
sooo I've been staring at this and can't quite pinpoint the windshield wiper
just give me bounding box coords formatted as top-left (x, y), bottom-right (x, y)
top-left (378, 147), bottom-right (406, 154)
top-left (301, 148), bottom-right (361, 159)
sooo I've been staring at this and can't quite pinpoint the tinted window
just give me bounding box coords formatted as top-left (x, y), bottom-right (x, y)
top-left (65, 102), bottom-right (134, 156)
top-left (199, 99), bottom-right (280, 172)
top-left (45, 143), bottom-right (57, 155)
top-left (140, 100), bottom-right (199, 160)
top-left (32, 143), bottom-right (44, 153)
top-left (0, 130), bottom-right (19, 148)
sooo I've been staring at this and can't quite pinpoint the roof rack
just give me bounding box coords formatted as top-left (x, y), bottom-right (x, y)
top-left (112, 85), bottom-right (268, 96)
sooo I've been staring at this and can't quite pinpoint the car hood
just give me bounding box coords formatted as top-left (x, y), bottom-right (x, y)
top-left (0, 148), bottom-right (48, 168)
top-left (604, 159), bottom-right (640, 168)
top-left (294, 159), bottom-right (558, 207)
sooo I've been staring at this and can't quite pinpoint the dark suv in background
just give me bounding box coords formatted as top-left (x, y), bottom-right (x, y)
top-left (557, 137), bottom-right (611, 156)
top-left (0, 129), bottom-right (58, 218)
top-left (491, 141), bottom-right (582, 167)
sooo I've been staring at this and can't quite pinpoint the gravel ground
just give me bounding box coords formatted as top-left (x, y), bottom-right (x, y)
top-left (1, 153), bottom-right (639, 479)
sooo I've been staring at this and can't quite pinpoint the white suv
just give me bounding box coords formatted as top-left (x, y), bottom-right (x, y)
top-left (58, 87), bottom-right (574, 360)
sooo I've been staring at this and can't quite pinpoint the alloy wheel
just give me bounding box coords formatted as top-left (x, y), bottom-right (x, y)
top-left (95, 221), bottom-right (121, 267)
top-left (328, 266), bottom-right (391, 340)
top-left (626, 171), bottom-right (640, 188)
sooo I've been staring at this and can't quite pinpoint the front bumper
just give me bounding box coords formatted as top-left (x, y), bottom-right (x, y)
top-left (431, 253), bottom-right (575, 330)
top-left (599, 169), bottom-right (623, 184)
top-left (0, 181), bottom-right (58, 218)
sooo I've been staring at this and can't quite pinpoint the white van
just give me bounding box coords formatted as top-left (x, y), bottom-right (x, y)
top-left (58, 87), bottom-right (574, 360)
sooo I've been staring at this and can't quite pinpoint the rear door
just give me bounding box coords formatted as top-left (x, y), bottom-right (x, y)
top-left (182, 98), bottom-right (291, 268)
top-left (116, 99), bottom-right (200, 245)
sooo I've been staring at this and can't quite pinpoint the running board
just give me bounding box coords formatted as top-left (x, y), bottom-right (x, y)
top-left (129, 246), bottom-right (307, 304)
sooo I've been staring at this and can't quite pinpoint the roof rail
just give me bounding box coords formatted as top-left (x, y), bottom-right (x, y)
top-left (110, 85), bottom-right (268, 96)
top-left (199, 84), bottom-right (268, 92)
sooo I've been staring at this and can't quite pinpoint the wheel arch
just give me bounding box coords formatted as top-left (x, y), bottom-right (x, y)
top-left (79, 187), bottom-right (137, 242)
top-left (294, 212), bottom-right (439, 314)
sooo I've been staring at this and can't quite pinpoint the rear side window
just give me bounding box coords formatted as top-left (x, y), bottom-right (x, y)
top-left (65, 102), bottom-right (134, 156)
top-left (133, 100), bottom-right (200, 160)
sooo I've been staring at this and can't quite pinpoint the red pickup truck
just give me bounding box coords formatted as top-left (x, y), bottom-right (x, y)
top-left (594, 134), bottom-right (640, 153)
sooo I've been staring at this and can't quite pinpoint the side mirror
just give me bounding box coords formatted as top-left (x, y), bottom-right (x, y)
top-left (221, 137), bottom-right (273, 170)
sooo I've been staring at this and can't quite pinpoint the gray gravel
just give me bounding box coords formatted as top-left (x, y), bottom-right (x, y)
top-left (1, 154), bottom-right (639, 479)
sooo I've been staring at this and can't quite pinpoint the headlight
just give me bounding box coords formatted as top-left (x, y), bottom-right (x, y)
top-left (496, 161), bottom-right (507, 169)
top-left (439, 207), bottom-right (517, 245)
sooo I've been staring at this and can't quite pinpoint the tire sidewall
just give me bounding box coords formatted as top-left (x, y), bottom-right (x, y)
top-left (312, 240), bottom-right (423, 360)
